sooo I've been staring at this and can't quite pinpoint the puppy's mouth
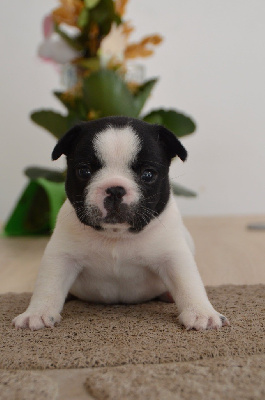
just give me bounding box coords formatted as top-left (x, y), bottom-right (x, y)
top-left (73, 200), bottom-right (153, 233)
top-left (74, 200), bottom-right (133, 228)
top-left (103, 214), bottom-right (128, 224)
top-left (103, 200), bottom-right (131, 225)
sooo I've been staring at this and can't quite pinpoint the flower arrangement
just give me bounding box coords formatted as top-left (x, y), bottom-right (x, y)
top-left (30, 0), bottom-right (196, 183)
top-left (3, 0), bottom-right (197, 236)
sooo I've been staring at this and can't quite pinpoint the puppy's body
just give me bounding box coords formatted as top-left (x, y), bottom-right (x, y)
top-left (13, 117), bottom-right (229, 331)
top-left (44, 196), bottom-right (191, 305)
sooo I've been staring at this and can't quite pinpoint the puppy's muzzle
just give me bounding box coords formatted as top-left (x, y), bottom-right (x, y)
top-left (104, 186), bottom-right (126, 211)
top-left (106, 186), bottom-right (126, 200)
top-left (104, 186), bottom-right (129, 224)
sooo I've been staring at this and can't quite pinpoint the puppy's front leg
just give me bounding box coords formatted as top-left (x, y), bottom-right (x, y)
top-left (12, 253), bottom-right (81, 330)
top-left (156, 242), bottom-right (229, 330)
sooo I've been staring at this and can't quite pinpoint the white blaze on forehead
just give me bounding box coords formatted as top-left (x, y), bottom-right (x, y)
top-left (88, 125), bottom-right (142, 216)
top-left (93, 125), bottom-right (141, 168)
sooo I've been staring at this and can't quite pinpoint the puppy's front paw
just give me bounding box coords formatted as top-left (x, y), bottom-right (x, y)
top-left (12, 310), bottom-right (61, 331)
top-left (178, 306), bottom-right (230, 331)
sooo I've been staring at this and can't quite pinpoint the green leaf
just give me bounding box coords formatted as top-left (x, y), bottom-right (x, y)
top-left (133, 79), bottom-right (157, 115)
top-left (82, 69), bottom-right (139, 117)
top-left (53, 92), bottom-right (88, 120)
top-left (171, 182), bottom-right (197, 197)
top-left (90, 0), bottom-right (120, 35)
top-left (77, 7), bottom-right (90, 28)
top-left (24, 167), bottom-right (65, 183)
top-left (74, 57), bottom-right (100, 71)
top-left (90, 0), bottom-right (114, 23)
top-left (30, 110), bottom-right (77, 139)
top-left (53, 91), bottom-right (71, 110)
top-left (54, 24), bottom-right (83, 51)
top-left (142, 109), bottom-right (196, 138)
top-left (85, 0), bottom-right (101, 9)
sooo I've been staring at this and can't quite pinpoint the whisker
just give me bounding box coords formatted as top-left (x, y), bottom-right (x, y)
top-left (144, 192), bottom-right (163, 201)
top-left (140, 204), bottom-right (159, 215)
top-left (170, 173), bottom-right (185, 180)
top-left (139, 205), bottom-right (167, 230)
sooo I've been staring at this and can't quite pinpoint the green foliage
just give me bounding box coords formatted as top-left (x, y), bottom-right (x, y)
top-left (53, 91), bottom-right (88, 120)
top-left (30, 71), bottom-right (157, 134)
top-left (84, 0), bottom-right (101, 8)
top-left (25, 167), bottom-right (65, 183)
top-left (133, 78), bottom-right (158, 116)
top-left (83, 69), bottom-right (138, 117)
top-left (74, 57), bottom-right (100, 71)
top-left (31, 70), bottom-right (195, 144)
top-left (77, 7), bottom-right (90, 28)
top-left (82, 70), bottom-right (157, 118)
top-left (3, 178), bottom-right (66, 236)
top-left (3, 0), bottom-right (199, 239)
top-left (54, 24), bottom-right (83, 51)
top-left (142, 109), bottom-right (196, 138)
top-left (89, 0), bottom-right (121, 35)
top-left (54, 0), bottom-right (121, 55)
top-left (29, 0), bottom-right (197, 197)
top-left (30, 110), bottom-right (78, 140)
top-left (73, 0), bottom-right (121, 50)
top-left (31, 110), bottom-right (69, 139)
top-left (171, 182), bottom-right (196, 197)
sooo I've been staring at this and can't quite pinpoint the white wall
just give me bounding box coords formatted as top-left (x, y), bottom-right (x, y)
top-left (1, 0), bottom-right (265, 221)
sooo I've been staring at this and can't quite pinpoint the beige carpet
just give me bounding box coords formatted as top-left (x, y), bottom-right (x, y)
top-left (0, 371), bottom-right (58, 400)
top-left (85, 355), bottom-right (265, 400)
top-left (0, 285), bottom-right (265, 399)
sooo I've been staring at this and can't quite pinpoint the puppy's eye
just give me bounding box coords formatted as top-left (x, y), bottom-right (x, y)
top-left (76, 166), bottom-right (91, 180)
top-left (141, 169), bottom-right (157, 183)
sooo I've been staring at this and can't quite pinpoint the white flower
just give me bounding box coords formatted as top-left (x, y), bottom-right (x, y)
top-left (99, 23), bottom-right (128, 67)
top-left (38, 34), bottom-right (81, 64)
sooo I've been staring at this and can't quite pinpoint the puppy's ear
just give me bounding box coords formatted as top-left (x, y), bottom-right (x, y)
top-left (52, 124), bottom-right (83, 160)
top-left (158, 126), bottom-right (188, 162)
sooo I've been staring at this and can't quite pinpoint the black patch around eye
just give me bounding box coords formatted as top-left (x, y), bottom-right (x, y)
top-left (140, 169), bottom-right (158, 183)
top-left (76, 166), bottom-right (91, 180)
top-left (73, 157), bottom-right (102, 180)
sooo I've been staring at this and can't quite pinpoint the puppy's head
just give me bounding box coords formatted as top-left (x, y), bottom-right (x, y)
top-left (52, 117), bottom-right (187, 234)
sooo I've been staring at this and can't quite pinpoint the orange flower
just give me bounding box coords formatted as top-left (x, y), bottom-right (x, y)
top-left (122, 21), bottom-right (134, 37)
top-left (125, 34), bottom-right (163, 59)
top-left (87, 109), bottom-right (101, 120)
top-left (87, 22), bottom-right (100, 56)
top-left (115, 0), bottom-right (129, 17)
top-left (126, 81), bottom-right (140, 93)
top-left (61, 81), bottom-right (82, 105)
top-left (52, 0), bottom-right (84, 27)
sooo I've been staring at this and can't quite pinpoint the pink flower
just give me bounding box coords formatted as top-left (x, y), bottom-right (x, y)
top-left (43, 14), bottom-right (54, 39)
top-left (39, 14), bottom-right (81, 65)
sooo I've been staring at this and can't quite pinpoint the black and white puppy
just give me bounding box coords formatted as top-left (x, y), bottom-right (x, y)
top-left (13, 117), bottom-right (229, 331)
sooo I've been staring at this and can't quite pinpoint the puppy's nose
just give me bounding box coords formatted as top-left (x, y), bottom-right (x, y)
top-left (106, 186), bottom-right (126, 199)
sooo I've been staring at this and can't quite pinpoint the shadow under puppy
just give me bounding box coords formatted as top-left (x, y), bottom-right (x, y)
top-left (13, 117), bottom-right (229, 331)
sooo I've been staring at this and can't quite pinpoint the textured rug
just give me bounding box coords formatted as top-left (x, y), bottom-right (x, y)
top-left (0, 371), bottom-right (58, 400)
top-left (0, 285), bottom-right (264, 399)
top-left (85, 354), bottom-right (265, 400)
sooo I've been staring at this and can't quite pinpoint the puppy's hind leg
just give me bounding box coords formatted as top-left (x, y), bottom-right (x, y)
top-left (12, 252), bottom-right (81, 330)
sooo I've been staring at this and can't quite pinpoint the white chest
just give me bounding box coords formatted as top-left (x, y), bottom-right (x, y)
top-left (69, 241), bottom-right (165, 304)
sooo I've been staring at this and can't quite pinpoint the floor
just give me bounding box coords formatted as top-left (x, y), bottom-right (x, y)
top-left (1, 214), bottom-right (265, 294)
top-left (1, 214), bottom-right (265, 400)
